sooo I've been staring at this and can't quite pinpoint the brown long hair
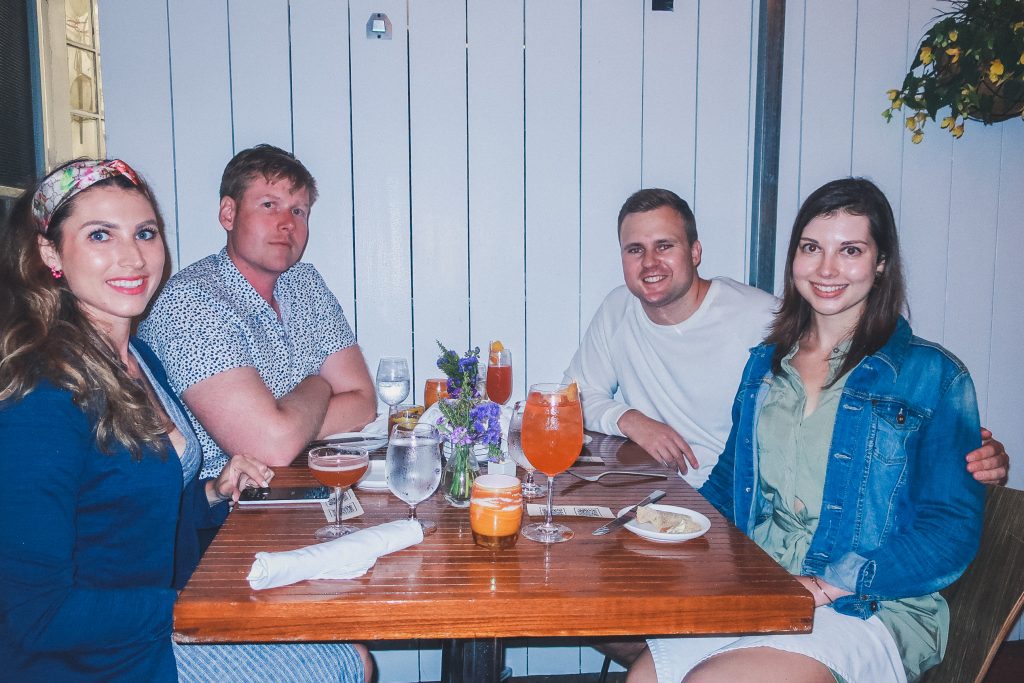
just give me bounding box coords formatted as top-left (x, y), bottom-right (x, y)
top-left (0, 160), bottom-right (170, 459)
top-left (765, 178), bottom-right (907, 385)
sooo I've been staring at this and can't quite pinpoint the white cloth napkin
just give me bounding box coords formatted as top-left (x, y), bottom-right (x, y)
top-left (361, 412), bottom-right (389, 435)
top-left (246, 519), bottom-right (423, 590)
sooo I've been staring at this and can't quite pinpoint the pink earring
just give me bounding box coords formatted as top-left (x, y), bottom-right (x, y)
top-left (50, 265), bottom-right (63, 279)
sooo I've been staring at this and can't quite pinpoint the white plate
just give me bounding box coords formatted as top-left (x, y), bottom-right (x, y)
top-left (322, 432), bottom-right (388, 451)
top-left (618, 504), bottom-right (711, 544)
top-left (355, 459), bottom-right (389, 492)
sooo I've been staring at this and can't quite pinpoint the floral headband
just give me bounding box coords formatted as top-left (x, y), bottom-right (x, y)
top-left (31, 159), bottom-right (141, 234)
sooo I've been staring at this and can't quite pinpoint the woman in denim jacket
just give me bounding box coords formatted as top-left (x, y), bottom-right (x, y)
top-left (630, 178), bottom-right (985, 683)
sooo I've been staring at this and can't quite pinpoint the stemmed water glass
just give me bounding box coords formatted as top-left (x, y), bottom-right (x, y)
top-left (520, 383), bottom-right (584, 543)
top-left (376, 357), bottom-right (411, 420)
top-left (507, 400), bottom-right (547, 499)
top-left (385, 422), bottom-right (443, 534)
top-left (308, 446), bottom-right (369, 541)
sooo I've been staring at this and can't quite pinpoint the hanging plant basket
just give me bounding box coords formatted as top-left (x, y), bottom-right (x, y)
top-left (883, 0), bottom-right (1024, 142)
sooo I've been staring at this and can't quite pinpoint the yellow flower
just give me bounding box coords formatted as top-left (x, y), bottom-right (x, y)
top-left (948, 30), bottom-right (958, 42)
top-left (906, 116), bottom-right (917, 130)
top-left (1014, 21), bottom-right (1024, 33)
top-left (915, 112), bottom-right (927, 123)
top-left (1019, 51), bottom-right (1024, 66)
top-left (886, 89), bottom-right (899, 101)
top-left (892, 98), bottom-right (903, 110)
top-left (920, 46), bottom-right (933, 64)
top-left (940, 116), bottom-right (956, 129)
top-left (989, 59), bottom-right (1004, 82)
top-left (946, 47), bottom-right (961, 64)
top-left (912, 131), bottom-right (924, 144)
top-left (951, 124), bottom-right (964, 139)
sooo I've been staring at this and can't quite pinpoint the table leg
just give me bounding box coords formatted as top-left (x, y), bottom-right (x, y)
top-left (440, 638), bottom-right (505, 683)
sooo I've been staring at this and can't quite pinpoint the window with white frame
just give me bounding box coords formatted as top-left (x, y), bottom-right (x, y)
top-left (37, 0), bottom-right (106, 167)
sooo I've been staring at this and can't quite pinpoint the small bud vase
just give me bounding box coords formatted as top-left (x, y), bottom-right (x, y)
top-left (442, 443), bottom-right (479, 507)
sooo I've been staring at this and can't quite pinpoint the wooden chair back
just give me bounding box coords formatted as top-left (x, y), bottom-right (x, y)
top-left (922, 485), bottom-right (1024, 683)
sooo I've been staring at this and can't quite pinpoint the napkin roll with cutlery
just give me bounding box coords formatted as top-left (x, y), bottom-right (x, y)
top-left (247, 519), bottom-right (423, 590)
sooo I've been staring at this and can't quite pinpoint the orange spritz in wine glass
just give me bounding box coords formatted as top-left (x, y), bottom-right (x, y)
top-left (520, 382), bottom-right (583, 543)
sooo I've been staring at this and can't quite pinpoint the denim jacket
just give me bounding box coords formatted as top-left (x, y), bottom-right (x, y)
top-left (699, 317), bottom-right (985, 619)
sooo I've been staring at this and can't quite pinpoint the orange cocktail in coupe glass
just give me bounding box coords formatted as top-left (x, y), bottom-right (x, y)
top-left (520, 383), bottom-right (584, 543)
top-left (308, 446), bottom-right (369, 541)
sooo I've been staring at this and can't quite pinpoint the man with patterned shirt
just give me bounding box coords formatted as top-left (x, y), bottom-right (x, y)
top-left (140, 145), bottom-right (376, 478)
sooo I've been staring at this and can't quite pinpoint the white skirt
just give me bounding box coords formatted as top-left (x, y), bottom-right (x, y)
top-left (648, 605), bottom-right (906, 683)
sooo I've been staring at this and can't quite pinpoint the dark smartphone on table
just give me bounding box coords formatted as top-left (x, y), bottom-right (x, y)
top-left (237, 485), bottom-right (331, 505)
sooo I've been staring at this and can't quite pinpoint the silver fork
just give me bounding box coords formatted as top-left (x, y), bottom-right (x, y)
top-left (566, 469), bottom-right (668, 483)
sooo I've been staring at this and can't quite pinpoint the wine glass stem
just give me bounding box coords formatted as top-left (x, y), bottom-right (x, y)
top-left (408, 504), bottom-right (418, 521)
top-left (544, 475), bottom-right (556, 527)
top-left (334, 486), bottom-right (344, 527)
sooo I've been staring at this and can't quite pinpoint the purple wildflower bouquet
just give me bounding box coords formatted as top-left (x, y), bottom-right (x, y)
top-left (434, 342), bottom-right (502, 506)
top-left (434, 342), bottom-right (502, 460)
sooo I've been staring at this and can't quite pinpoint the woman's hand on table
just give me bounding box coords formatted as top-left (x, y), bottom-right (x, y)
top-left (206, 456), bottom-right (275, 506)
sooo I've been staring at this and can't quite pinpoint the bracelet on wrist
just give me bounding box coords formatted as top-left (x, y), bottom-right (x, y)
top-left (809, 575), bottom-right (836, 605)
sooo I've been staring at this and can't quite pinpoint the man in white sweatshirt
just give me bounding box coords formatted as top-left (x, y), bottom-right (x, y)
top-left (564, 188), bottom-right (1008, 489)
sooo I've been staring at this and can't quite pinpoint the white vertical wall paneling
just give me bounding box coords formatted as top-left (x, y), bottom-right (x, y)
top-left (989, 123), bottom-right (1024, 639)
top-left (467, 0), bottom-right (526, 398)
top-left (524, 0), bottom-right (582, 392)
top-left (989, 123), bottom-right (1024, 490)
top-left (943, 125), bottom-right (1002, 417)
top-left (850, 0), bottom-right (910, 208)
top-left (791, 0), bottom-right (857, 203)
top-left (579, 0), bottom-right (644, 334)
top-left (165, 0), bottom-right (234, 270)
top-left (641, 0), bottom-right (698, 197)
top-left (896, 1), bottom-right (954, 342)
top-left (774, 0), bottom-right (807, 290)
top-left (227, 0), bottom-right (292, 152)
top-left (349, 0), bottom-right (414, 409)
top-left (290, 0), bottom-right (357, 327)
top-left (98, 1), bottom-right (178, 265)
top-left (692, 0), bottom-right (756, 282)
top-left (409, 0), bottom-right (470, 398)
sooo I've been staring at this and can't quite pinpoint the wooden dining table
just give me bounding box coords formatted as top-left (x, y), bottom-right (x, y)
top-left (173, 433), bottom-right (813, 682)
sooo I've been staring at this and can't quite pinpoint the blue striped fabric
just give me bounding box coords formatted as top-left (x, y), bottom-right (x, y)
top-left (173, 642), bottom-right (363, 682)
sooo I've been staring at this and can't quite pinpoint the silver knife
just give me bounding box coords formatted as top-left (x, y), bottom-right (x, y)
top-left (592, 490), bottom-right (667, 535)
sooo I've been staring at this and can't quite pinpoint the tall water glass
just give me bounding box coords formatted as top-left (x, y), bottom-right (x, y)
top-left (520, 383), bottom-right (584, 543)
top-left (386, 423), bottom-right (442, 534)
top-left (507, 400), bottom-right (547, 499)
top-left (308, 446), bottom-right (369, 541)
top-left (376, 357), bottom-right (411, 415)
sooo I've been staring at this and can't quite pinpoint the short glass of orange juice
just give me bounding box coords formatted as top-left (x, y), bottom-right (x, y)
top-left (470, 474), bottom-right (523, 550)
top-left (423, 378), bottom-right (448, 409)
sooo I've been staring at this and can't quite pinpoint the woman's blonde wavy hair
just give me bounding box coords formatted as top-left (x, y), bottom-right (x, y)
top-left (0, 159), bottom-right (171, 460)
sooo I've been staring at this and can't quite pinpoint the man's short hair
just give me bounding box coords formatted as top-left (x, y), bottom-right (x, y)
top-left (617, 188), bottom-right (698, 244)
top-left (219, 144), bottom-right (319, 205)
